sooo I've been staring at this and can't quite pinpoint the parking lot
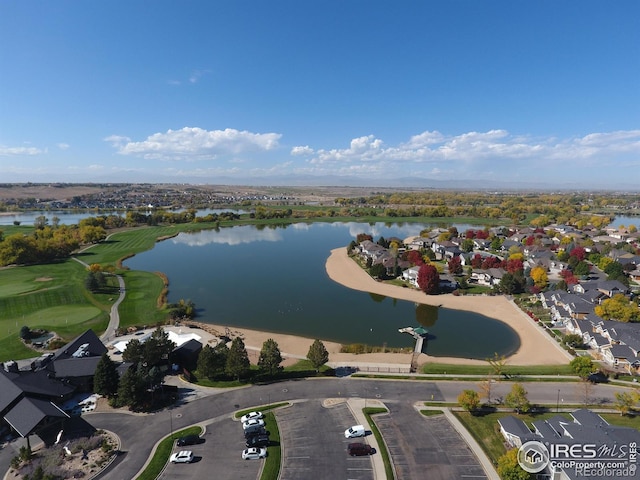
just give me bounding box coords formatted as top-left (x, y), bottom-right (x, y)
top-left (373, 403), bottom-right (488, 480)
top-left (162, 414), bottom-right (262, 480)
top-left (276, 400), bottom-right (375, 480)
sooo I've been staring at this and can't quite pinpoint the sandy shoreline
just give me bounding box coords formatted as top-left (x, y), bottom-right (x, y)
top-left (324, 248), bottom-right (571, 366)
top-left (177, 249), bottom-right (571, 369)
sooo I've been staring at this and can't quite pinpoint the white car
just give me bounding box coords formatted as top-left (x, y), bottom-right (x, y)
top-left (242, 418), bottom-right (265, 430)
top-left (241, 411), bottom-right (264, 423)
top-left (170, 450), bottom-right (194, 463)
top-left (242, 447), bottom-right (267, 460)
top-left (344, 425), bottom-right (366, 438)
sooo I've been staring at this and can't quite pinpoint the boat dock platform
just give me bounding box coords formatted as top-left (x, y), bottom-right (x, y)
top-left (399, 326), bottom-right (428, 372)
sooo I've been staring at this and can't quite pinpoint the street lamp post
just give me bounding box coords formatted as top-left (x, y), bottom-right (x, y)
top-left (556, 389), bottom-right (560, 413)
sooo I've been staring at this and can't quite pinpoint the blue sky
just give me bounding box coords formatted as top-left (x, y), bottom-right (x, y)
top-left (1, 1), bottom-right (639, 189)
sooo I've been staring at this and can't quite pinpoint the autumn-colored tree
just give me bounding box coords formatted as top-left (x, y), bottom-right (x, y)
top-left (614, 392), bottom-right (636, 416)
top-left (481, 256), bottom-right (501, 269)
top-left (417, 264), bottom-right (439, 294)
top-left (506, 258), bottom-right (524, 274)
top-left (560, 269), bottom-right (579, 285)
top-left (465, 229), bottom-right (476, 239)
top-left (594, 294), bottom-right (640, 322)
top-left (476, 229), bottom-right (489, 240)
top-left (497, 449), bottom-right (530, 480)
top-left (448, 256), bottom-right (463, 275)
top-left (403, 249), bottom-right (424, 266)
top-left (570, 356), bottom-right (595, 379)
top-left (356, 233), bottom-right (373, 243)
top-left (471, 254), bottom-right (483, 269)
top-left (569, 246), bottom-right (586, 261)
top-left (457, 389), bottom-right (480, 412)
top-left (530, 266), bottom-right (548, 289)
top-left (504, 383), bottom-right (531, 414)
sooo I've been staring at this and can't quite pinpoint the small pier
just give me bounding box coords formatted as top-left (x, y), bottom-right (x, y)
top-left (399, 326), bottom-right (428, 372)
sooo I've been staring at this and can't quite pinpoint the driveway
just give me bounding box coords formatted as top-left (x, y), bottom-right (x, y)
top-left (373, 402), bottom-right (488, 480)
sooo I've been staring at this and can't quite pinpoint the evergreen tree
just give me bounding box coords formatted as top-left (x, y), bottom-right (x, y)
top-left (143, 327), bottom-right (176, 368)
top-left (116, 367), bottom-right (147, 410)
top-left (93, 352), bottom-right (120, 398)
top-left (226, 337), bottom-right (250, 380)
top-left (307, 339), bottom-right (329, 372)
top-left (197, 343), bottom-right (229, 379)
top-left (258, 338), bottom-right (283, 376)
top-left (122, 338), bottom-right (144, 365)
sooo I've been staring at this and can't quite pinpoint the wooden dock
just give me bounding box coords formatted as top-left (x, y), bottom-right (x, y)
top-left (399, 326), bottom-right (428, 372)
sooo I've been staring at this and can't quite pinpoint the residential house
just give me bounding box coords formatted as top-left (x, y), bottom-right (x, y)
top-left (499, 409), bottom-right (640, 480)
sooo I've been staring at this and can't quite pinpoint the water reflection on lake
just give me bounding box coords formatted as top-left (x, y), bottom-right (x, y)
top-left (125, 222), bottom-right (520, 359)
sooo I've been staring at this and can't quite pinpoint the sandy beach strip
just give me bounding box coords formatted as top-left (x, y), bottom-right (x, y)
top-left (324, 247), bottom-right (572, 366)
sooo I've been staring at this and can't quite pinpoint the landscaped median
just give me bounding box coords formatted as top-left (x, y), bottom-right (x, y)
top-left (362, 406), bottom-right (395, 480)
top-left (134, 425), bottom-right (203, 480)
top-left (234, 403), bottom-right (288, 480)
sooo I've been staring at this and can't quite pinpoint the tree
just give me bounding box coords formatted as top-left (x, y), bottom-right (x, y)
top-left (448, 256), bottom-right (463, 275)
top-left (226, 337), bottom-right (250, 380)
top-left (122, 338), bottom-right (144, 365)
top-left (369, 263), bottom-right (386, 279)
top-left (563, 333), bottom-right (584, 349)
top-left (457, 389), bottom-right (480, 412)
top-left (497, 448), bottom-right (531, 480)
top-left (417, 264), bottom-right (439, 294)
top-left (594, 294), bottom-right (640, 322)
top-left (487, 352), bottom-right (508, 378)
top-left (478, 378), bottom-right (493, 405)
top-left (19, 325), bottom-right (31, 340)
top-left (498, 272), bottom-right (524, 295)
top-left (529, 266), bottom-right (548, 289)
top-left (307, 339), bottom-right (329, 372)
top-left (197, 343), bottom-right (229, 379)
top-left (116, 367), bottom-right (147, 410)
top-left (93, 353), bottom-right (120, 398)
top-left (258, 338), bottom-right (283, 376)
top-left (570, 356), bottom-right (595, 379)
top-left (142, 327), bottom-right (176, 368)
top-left (504, 383), bottom-right (531, 414)
top-left (614, 392), bottom-right (636, 416)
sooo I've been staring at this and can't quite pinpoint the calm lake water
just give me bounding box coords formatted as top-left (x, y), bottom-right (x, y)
top-left (124, 222), bottom-right (521, 359)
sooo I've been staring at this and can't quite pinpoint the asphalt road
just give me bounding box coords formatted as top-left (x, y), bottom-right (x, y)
top-left (1, 378), bottom-right (632, 480)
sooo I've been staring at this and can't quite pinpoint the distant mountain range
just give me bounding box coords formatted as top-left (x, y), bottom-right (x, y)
top-left (5, 171), bottom-right (640, 192)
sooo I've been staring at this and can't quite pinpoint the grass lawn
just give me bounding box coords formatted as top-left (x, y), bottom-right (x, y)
top-left (0, 260), bottom-right (111, 361)
top-left (421, 363), bottom-right (574, 376)
top-left (117, 270), bottom-right (168, 328)
top-left (260, 411), bottom-right (281, 480)
top-left (134, 425), bottom-right (203, 480)
top-left (453, 411), bottom-right (573, 464)
top-left (364, 407), bottom-right (394, 480)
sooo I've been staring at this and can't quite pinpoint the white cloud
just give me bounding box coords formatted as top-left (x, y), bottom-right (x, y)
top-left (57, 143), bottom-right (70, 150)
top-left (106, 127), bottom-right (282, 161)
top-left (0, 145), bottom-right (45, 156)
top-left (291, 145), bottom-right (314, 156)
top-left (297, 129), bottom-right (640, 181)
